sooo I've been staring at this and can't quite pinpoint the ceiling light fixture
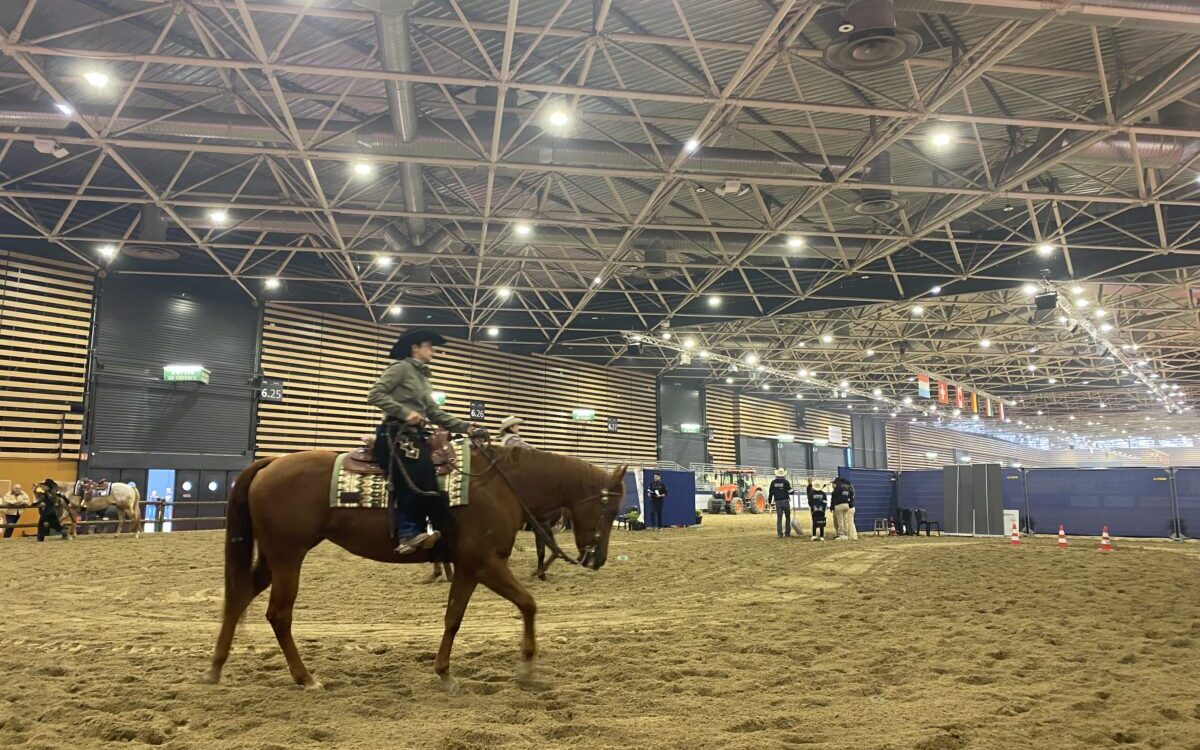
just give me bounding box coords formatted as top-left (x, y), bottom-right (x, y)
top-left (55, 103), bottom-right (74, 115)
top-left (388, 305), bottom-right (402, 316)
top-left (786, 236), bottom-right (804, 249)
top-left (487, 327), bottom-right (499, 337)
top-left (83, 70), bottom-right (110, 88)
top-left (497, 287), bottom-right (512, 299)
top-left (980, 339), bottom-right (991, 348)
top-left (930, 130), bottom-right (952, 147)
top-left (1021, 283), bottom-right (1038, 295)
top-left (514, 223), bottom-right (532, 237)
top-left (684, 138), bottom-right (700, 153)
top-left (208, 208), bottom-right (228, 225)
top-left (264, 277), bottom-right (280, 290)
top-left (821, 334), bottom-right (833, 343)
top-left (911, 305), bottom-right (924, 316)
top-left (726, 377), bottom-right (734, 384)
top-left (708, 295), bottom-right (721, 307)
top-left (547, 109), bottom-right (571, 129)
top-left (96, 243), bottom-right (116, 259)
top-left (353, 161), bottom-right (373, 176)
top-left (930, 285), bottom-right (942, 295)
top-left (375, 254), bottom-right (392, 267)
top-left (1035, 242), bottom-right (1054, 256)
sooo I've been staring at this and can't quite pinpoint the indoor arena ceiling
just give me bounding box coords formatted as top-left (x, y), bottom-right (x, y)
top-left (2, 0), bottom-right (1200, 445)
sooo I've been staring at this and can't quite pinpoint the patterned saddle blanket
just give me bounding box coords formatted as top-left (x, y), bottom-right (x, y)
top-left (330, 440), bottom-right (472, 509)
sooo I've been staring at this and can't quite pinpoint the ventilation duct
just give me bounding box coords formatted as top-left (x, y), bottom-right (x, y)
top-left (197, 215), bottom-right (870, 262)
top-left (402, 263), bottom-right (438, 297)
top-left (894, 0), bottom-right (1200, 32)
top-left (624, 243), bottom-right (680, 280)
top-left (823, 0), bottom-right (922, 72)
top-left (853, 152), bottom-right (906, 215)
top-left (124, 205), bottom-right (179, 261)
top-left (371, 0), bottom-right (425, 243)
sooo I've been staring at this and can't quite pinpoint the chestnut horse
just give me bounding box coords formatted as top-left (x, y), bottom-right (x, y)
top-left (202, 446), bottom-right (625, 692)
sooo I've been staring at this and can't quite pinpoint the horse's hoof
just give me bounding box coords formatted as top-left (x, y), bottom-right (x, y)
top-left (199, 668), bottom-right (221, 685)
top-left (301, 676), bottom-right (322, 691)
top-left (515, 659), bottom-right (537, 684)
top-left (439, 675), bottom-right (460, 694)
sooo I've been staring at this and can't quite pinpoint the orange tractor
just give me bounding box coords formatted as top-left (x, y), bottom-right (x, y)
top-left (707, 469), bottom-right (767, 514)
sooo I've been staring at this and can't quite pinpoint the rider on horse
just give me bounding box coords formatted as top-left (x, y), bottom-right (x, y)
top-left (368, 328), bottom-right (479, 554)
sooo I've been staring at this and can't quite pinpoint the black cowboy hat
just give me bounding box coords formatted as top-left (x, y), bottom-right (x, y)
top-left (389, 328), bottom-right (447, 360)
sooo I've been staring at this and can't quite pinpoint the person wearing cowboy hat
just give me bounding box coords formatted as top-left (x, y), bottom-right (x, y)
top-left (769, 469), bottom-right (794, 538)
top-left (368, 328), bottom-right (483, 554)
top-left (498, 416), bottom-right (530, 449)
top-left (34, 479), bottom-right (68, 542)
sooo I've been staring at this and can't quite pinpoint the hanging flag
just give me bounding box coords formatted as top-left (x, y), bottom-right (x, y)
top-left (937, 381), bottom-right (949, 405)
top-left (999, 401), bottom-right (1006, 421)
top-left (971, 392), bottom-right (979, 414)
top-left (986, 398), bottom-right (994, 417)
top-left (918, 373), bottom-right (931, 398)
top-left (955, 386), bottom-right (966, 409)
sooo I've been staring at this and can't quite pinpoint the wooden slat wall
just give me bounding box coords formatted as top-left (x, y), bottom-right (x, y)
top-left (0, 251), bottom-right (91, 458)
top-left (704, 387), bottom-right (736, 465)
top-left (800, 408), bottom-right (852, 446)
top-left (257, 306), bottom-right (656, 464)
top-left (735, 393), bottom-right (795, 437)
top-left (887, 422), bottom-right (1056, 470)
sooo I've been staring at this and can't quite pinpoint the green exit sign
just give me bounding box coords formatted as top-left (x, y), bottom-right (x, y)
top-left (571, 408), bottom-right (597, 421)
top-left (163, 364), bottom-right (210, 384)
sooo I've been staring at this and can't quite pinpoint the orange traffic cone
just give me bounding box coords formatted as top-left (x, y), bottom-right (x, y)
top-left (1010, 522), bottom-right (1020, 546)
top-left (888, 517), bottom-right (897, 536)
top-left (1098, 526), bottom-right (1113, 552)
top-left (1057, 525), bottom-right (1068, 549)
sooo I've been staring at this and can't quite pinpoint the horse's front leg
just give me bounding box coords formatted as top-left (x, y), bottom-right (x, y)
top-left (434, 570), bottom-right (477, 693)
top-left (476, 560), bottom-right (538, 682)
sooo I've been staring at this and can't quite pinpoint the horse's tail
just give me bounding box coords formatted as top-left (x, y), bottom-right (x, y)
top-left (224, 458), bottom-right (273, 605)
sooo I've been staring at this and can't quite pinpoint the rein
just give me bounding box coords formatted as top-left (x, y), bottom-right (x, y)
top-left (472, 441), bottom-right (616, 569)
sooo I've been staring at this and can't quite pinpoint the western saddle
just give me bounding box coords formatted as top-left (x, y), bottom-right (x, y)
top-left (342, 429), bottom-right (457, 478)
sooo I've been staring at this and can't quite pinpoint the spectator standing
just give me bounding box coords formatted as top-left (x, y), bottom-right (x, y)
top-left (807, 479), bottom-right (828, 541)
top-left (769, 469), bottom-right (793, 538)
top-left (830, 477), bottom-right (858, 541)
top-left (3, 483), bottom-right (31, 539)
top-left (647, 473), bottom-right (668, 530)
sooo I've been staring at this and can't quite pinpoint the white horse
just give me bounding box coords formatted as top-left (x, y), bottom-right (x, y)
top-left (68, 480), bottom-right (142, 537)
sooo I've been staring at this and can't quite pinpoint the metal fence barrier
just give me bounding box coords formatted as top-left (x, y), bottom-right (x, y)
top-left (1, 500), bottom-right (230, 535)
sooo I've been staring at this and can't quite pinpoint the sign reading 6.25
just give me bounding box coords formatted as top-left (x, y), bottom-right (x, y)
top-left (259, 378), bottom-right (285, 402)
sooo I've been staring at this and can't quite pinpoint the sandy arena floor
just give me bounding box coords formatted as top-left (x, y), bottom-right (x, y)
top-left (1, 514), bottom-right (1198, 750)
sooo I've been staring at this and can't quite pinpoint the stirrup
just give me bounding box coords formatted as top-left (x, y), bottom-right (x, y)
top-left (394, 530), bottom-right (441, 554)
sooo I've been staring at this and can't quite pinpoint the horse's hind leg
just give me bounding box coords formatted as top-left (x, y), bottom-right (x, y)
top-left (203, 558), bottom-right (272, 684)
top-left (263, 555), bottom-right (318, 689)
top-left (476, 561), bottom-right (539, 682)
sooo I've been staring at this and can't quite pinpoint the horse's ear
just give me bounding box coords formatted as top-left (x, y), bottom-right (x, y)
top-left (609, 464), bottom-right (628, 483)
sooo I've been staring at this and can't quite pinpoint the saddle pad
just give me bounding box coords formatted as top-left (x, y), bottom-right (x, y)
top-left (330, 441), bottom-right (470, 508)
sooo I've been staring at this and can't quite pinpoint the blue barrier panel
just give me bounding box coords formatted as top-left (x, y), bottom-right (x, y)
top-left (1171, 468), bottom-right (1200, 539)
top-left (1001, 469), bottom-right (1025, 513)
top-left (641, 469), bottom-right (697, 526)
top-left (898, 470), bottom-right (943, 525)
top-left (837, 468), bottom-right (896, 531)
top-left (1025, 468), bottom-right (1173, 538)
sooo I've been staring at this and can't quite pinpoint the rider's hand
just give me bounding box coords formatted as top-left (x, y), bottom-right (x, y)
top-left (405, 411), bottom-right (422, 425)
top-left (469, 425), bottom-right (490, 442)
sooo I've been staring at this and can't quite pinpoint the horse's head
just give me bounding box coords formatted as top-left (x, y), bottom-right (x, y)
top-left (569, 465), bottom-right (627, 571)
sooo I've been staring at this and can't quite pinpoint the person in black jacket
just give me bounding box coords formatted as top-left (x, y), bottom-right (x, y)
top-left (647, 474), bottom-right (667, 530)
top-left (830, 477), bottom-right (858, 541)
top-left (769, 469), bottom-right (792, 538)
top-left (35, 479), bottom-right (68, 542)
top-left (806, 479), bottom-right (828, 541)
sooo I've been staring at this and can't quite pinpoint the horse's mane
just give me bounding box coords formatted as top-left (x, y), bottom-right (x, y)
top-left (485, 445), bottom-right (614, 499)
